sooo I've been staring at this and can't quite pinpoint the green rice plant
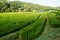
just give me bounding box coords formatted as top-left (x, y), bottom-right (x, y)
top-left (19, 14), bottom-right (47, 40)
top-left (56, 12), bottom-right (60, 20)
top-left (48, 13), bottom-right (60, 28)
top-left (0, 12), bottom-right (40, 36)
top-left (50, 11), bottom-right (60, 21)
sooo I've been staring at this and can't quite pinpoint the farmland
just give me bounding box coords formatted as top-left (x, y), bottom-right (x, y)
top-left (0, 11), bottom-right (60, 40)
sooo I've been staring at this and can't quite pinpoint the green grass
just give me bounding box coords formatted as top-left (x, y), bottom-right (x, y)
top-left (56, 13), bottom-right (60, 21)
top-left (19, 13), bottom-right (47, 40)
top-left (0, 12), bottom-right (60, 40)
top-left (35, 17), bottom-right (60, 40)
top-left (48, 13), bottom-right (60, 28)
top-left (50, 11), bottom-right (60, 21)
top-left (0, 12), bottom-right (40, 36)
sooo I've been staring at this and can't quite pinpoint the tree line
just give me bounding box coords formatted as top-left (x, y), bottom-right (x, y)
top-left (0, 1), bottom-right (54, 13)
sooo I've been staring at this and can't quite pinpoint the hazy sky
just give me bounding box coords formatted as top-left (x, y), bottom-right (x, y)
top-left (8, 0), bottom-right (60, 7)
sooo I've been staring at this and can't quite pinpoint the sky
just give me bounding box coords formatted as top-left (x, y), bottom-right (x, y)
top-left (8, 0), bottom-right (60, 7)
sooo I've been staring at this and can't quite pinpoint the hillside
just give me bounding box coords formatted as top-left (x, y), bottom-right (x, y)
top-left (0, 1), bottom-right (53, 13)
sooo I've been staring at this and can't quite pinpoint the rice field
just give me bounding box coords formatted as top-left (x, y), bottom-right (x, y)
top-left (0, 12), bottom-right (60, 40)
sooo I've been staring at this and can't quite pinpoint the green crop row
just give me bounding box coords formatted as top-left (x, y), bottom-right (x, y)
top-left (48, 13), bottom-right (60, 28)
top-left (19, 14), bottom-right (47, 40)
top-left (0, 12), bottom-right (40, 36)
top-left (50, 11), bottom-right (60, 21)
top-left (56, 12), bottom-right (60, 21)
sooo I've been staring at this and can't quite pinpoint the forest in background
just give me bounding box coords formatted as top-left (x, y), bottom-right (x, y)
top-left (0, 0), bottom-right (59, 13)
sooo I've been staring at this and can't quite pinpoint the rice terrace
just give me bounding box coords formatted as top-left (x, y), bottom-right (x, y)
top-left (0, 0), bottom-right (60, 40)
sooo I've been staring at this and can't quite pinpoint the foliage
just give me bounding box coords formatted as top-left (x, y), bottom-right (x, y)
top-left (19, 14), bottom-right (47, 40)
top-left (0, 1), bottom-right (53, 13)
top-left (48, 13), bottom-right (60, 28)
top-left (0, 12), bottom-right (60, 40)
top-left (0, 12), bottom-right (40, 36)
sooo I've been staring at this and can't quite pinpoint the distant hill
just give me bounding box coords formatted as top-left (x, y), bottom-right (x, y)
top-left (0, 1), bottom-right (54, 12)
top-left (21, 1), bottom-right (53, 11)
top-left (56, 7), bottom-right (60, 10)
